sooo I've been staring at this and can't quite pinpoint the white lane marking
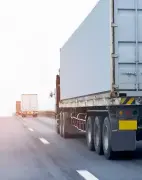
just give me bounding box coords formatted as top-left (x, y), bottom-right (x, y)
top-left (77, 170), bottom-right (99, 180)
top-left (28, 128), bottom-right (34, 132)
top-left (39, 138), bottom-right (50, 144)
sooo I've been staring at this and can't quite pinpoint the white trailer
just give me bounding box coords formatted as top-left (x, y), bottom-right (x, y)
top-left (21, 94), bottom-right (38, 117)
top-left (54, 0), bottom-right (142, 160)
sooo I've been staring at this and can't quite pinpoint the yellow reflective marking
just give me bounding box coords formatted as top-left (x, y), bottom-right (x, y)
top-left (120, 98), bottom-right (126, 104)
top-left (126, 98), bottom-right (135, 105)
top-left (119, 120), bottom-right (137, 130)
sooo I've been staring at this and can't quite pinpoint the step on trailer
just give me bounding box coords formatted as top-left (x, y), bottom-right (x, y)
top-left (54, 0), bottom-right (142, 159)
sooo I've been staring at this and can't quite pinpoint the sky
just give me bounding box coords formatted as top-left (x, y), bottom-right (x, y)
top-left (0, 0), bottom-right (99, 116)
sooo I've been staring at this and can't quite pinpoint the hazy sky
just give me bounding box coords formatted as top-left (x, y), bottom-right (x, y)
top-left (0, 0), bottom-right (98, 115)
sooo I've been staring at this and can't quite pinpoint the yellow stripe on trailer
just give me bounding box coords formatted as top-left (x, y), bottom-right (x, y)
top-left (126, 98), bottom-right (135, 105)
top-left (119, 120), bottom-right (137, 130)
top-left (120, 98), bottom-right (126, 104)
top-left (120, 97), bottom-right (135, 105)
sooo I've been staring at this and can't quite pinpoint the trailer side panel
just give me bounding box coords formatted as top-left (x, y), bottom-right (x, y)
top-left (60, 0), bottom-right (111, 100)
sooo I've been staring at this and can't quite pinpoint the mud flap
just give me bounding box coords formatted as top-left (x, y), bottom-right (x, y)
top-left (111, 131), bottom-right (136, 151)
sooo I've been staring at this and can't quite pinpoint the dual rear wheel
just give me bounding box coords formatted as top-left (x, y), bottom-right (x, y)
top-left (86, 116), bottom-right (113, 159)
top-left (56, 112), bottom-right (113, 159)
top-left (58, 112), bottom-right (70, 138)
top-left (57, 112), bottom-right (81, 139)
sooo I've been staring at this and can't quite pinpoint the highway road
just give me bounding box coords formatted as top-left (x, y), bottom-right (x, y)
top-left (1, 116), bottom-right (142, 180)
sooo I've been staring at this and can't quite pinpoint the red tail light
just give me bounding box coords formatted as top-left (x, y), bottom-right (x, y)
top-left (125, 110), bottom-right (131, 116)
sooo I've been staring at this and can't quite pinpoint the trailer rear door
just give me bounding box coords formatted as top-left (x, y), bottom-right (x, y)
top-left (114, 0), bottom-right (142, 94)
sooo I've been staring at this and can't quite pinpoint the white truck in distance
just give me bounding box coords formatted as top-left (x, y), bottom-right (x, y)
top-left (21, 94), bottom-right (38, 117)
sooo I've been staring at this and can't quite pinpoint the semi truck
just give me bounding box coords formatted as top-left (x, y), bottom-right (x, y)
top-left (54, 0), bottom-right (142, 159)
top-left (16, 101), bottom-right (21, 115)
top-left (21, 94), bottom-right (38, 117)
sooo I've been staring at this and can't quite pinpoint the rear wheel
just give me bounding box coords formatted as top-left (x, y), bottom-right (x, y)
top-left (60, 112), bottom-right (79, 139)
top-left (59, 113), bottom-right (63, 136)
top-left (62, 112), bottom-right (71, 138)
top-left (56, 124), bottom-right (60, 134)
top-left (102, 117), bottom-right (114, 159)
top-left (94, 116), bottom-right (103, 155)
top-left (86, 116), bottom-right (95, 151)
top-left (56, 115), bottom-right (60, 134)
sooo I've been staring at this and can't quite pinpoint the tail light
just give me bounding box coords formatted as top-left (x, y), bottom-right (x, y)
top-left (118, 109), bottom-right (138, 117)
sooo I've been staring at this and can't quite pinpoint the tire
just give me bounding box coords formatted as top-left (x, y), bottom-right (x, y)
top-left (56, 119), bottom-right (60, 134)
top-left (56, 125), bottom-right (60, 134)
top-left (62, 112), bottom-right (70, 138)
top-left (94, 116), bottom-right (103, 155)
top-left (55, 114), bottom-right (60, 134)
top-left (59, 113), bottom-right (63, 137)
top-left (102, 117), bottom-right (114, 159)
top-left (86, 116), bottom-right (95, 151)
top-left (62, 114), bottom-right (66, 138)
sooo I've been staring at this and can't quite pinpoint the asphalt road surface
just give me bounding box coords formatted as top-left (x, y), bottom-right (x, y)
top-left (1, 116), bottom-right (142, 180)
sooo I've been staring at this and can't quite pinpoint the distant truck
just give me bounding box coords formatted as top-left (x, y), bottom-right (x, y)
top-left (21, 94), bottom-right (38, 117)
top-left (54, 0), bottom-right (142, 160)
top-left (16, 101), bottom-right (21, 116)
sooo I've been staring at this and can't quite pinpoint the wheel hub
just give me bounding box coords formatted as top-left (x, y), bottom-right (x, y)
top-left (104, 125), bottom-right (109, 151)
top-left (95, 127), bottom-right (99, 147)
top-left (88, 131), bottom-right (91, 143)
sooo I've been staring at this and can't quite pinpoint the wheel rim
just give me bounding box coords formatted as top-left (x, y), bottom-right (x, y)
top-left (103, 125), bottom-right (109, 151)
top-left (88, 130), bottom-right (91, 143)
top-left (60, 121), bottom-right (62, 134)
top-left (87, 120), bottom-right (92, 143)
top-left (95, 126), bottom-right (99, 147)
top-left (60, 125), bottom-right (61, 133)
top-left (62, 122), bottom-right (65, 135)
